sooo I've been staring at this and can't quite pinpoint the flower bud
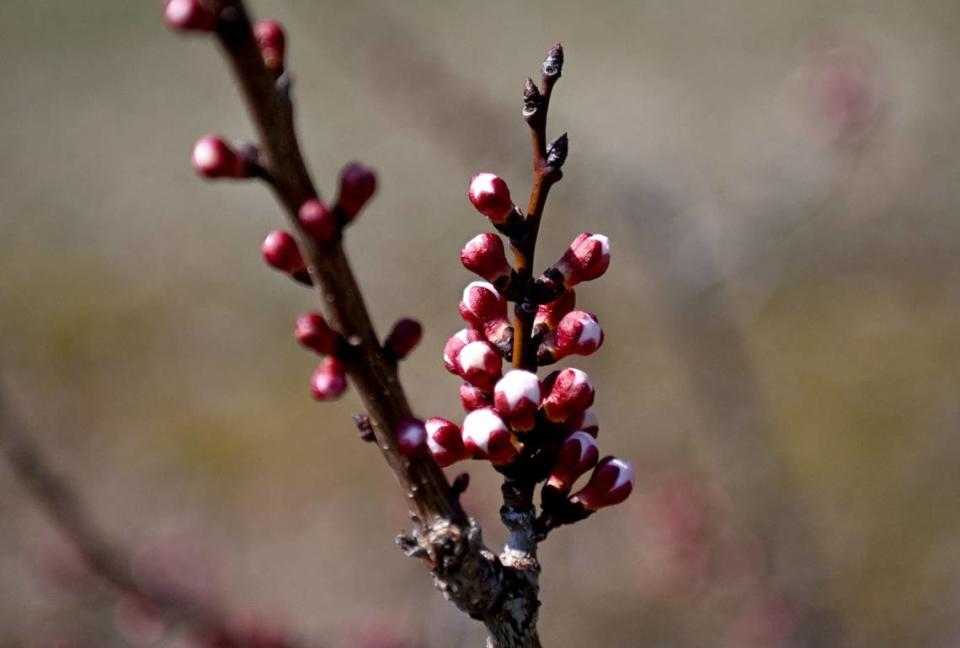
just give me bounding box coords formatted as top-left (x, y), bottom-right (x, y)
top-left (460, 233), bottom-right (511, 288)
top-left (395, 419), bottom-right (427, 458)
top-left (551, 233), bottom-right (610, 287)
top-left (460, 383), bottom-right (492, 412)
top-left (459, 281), bottom-right (507, 329)
top-left (336, 163), bottom-right (377, 219)
top-left (163, 0), bottom-right (216, 31)
top-left (456, 341), bottom-right (502, 392)
top-left (467, 173), bottom-right (515, 224)
top-left (261, 230), bottom-right (306, 275)
top-left (533, 289), bottom-right (576, 337)
top-left (493, 370), bottom-right (541, 432)
top-left (294, 312), bottom-right (337, 355)
top-left (443, 328), bottom-right (483, 374)
top-left (462, 408), bottom-right (517, 465)
top-left (542, 368), bottom-right (594, 422)
top-left (567, 407), bottom-right (599, 438)
top-left (384, 318), bottom-right (422, 360)
top-left (425, 417), bottom-right (467, 467)
top-left (253, 20), bottom-right (285, 73)
top-left (192, 136), bottom-right (250, 179)
top-left (547, 431), bottom-right (599, 492)
top-left (310, 357), bottom-right (347, 400)
top-left (571, 456), bottom-right (635, 509)
top-left (539, 311), bottom-right (603, 364)
top-left (298, 199), bottom-right (336, 242)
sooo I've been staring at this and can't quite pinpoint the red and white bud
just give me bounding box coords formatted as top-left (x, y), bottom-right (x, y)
top-left (253, 20), bottom-right (286, 73)
top-left (461, 233), bottom-right (511, 287)
top-left (163, 0), bottom-right (216, 31)
top-left (467, 173), bottom-right (516, 224)
top-left (540, 311), bottom-right (604, 363)
top-left (395, 419), bottom-right (427, 458)
top-left (493, 370), bottom-right (541, 432)
top-left (460, 382), bottom-right (492, 412)
top-left (571, 456), bottom-right (635, 509)
top-left (384, 318), bottom-right (422, 360)
top-left (425, 417), bottom-right (468, 467)
top-left (443, 328), bottom-right (484, 374)
top-left (567, 407), bottom-right (599, 438)
top-left (462, 408), bottom-right (517, 465)
top-left (294, 312), bottom-right (337, 355)
top-left (192, 136), bottom-right (250, 179)
top-left (542, 368), bottom-right (594, 422)
top-left (336, 163), bottom-right (377, 219)
top-left (458, 281), bottom-right (507, 329)
top-left (309, 357), bottom-right (347, 400)
top-left (553, 233), bottom-right (611, 287)
top-left (298, 199), bottom-right (336, 242)
top-left (547, 431), bottom-right (600, 492)
top-left (456, 341), bottom-right (502, 391)
top-left (261, 230), bottom-right (306, 275)
top-left (533, 289), bottom-right (576, 336)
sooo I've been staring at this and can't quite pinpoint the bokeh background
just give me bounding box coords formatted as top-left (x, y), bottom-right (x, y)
top-left (2, 1), bottom-right (960, 646)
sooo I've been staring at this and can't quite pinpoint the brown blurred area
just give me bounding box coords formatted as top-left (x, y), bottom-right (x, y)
top-left (2, 1), bottom-right (960, 646)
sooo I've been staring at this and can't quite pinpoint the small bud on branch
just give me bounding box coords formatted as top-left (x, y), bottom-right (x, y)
top-left (571, 457), bottom-right (635, 510)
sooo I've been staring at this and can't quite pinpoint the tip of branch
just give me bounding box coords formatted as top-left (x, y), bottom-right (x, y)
top-left (542, 43), bottom-right (564, 81)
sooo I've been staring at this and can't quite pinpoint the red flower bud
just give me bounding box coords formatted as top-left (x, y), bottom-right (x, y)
top-left (425, 417), bottom-right (467, 467)
top-left (336, 163), bottom-right (377, 219)
top-left (459, 281), bottom-right (507, 330)
top-left (384, 318), bottom-right (422, 360)
top-left (540, 311), bottom-right (603, 363)
top-left (298, 199), bottom-right (336, 242)
top-left (460, 233), bottom-right (511, 287)
top-left (309, 357), bottom-right (347, 400)
top-left (468, 173), bottom-right (515, 224)
top-left (294, 312), bottom-right (337, 355)
top-left (192, 136), bottom-right (250, 179)
top-left (533, 289), bottom-right (576, 336)
top-left (547, 431), bottom-right (599, 492)
top-left (163, 0), bottom-right (216, 31)
top-left (395, 419), bottom-right (427, 458)
top-left (567, 407), bottom-right (599, 438)
top-left (553, 233), bottom-right (610, 287)
top-left (571, 456), bottom-right (635, 509)
top-left (461, 408), bottom-right (517, 465)
top-left (456, 341), bottom-right (502, 392)
top-left (253, 20), bottom-right (286, 73)
top-left (460, 383), bottom-right (492, 412)
top-left (443, 328), bottom-right (483, 374)
top-left (542, 368), bottom-right (594, 422)
top-left (261, 230), bottom-right (306, 275)
top-left (493, 370), bottom-right (541, 432)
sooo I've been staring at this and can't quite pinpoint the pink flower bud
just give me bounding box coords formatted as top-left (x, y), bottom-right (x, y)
top-left (571, 456), bottom-right (635, 509)
top-left (443, 328), bottom-right (483, 374)
top-left (294, 312), bottom-right (337, 355)
top-left (460, 383), bottom-right (491, 412)
top-left (192, 136), bottom-right (250, 179)
top-left (456, 341), bottom-right (502, 392)
top-left (460, 233), bottom-right (511, 286)
top-left (310, 357), bottom-right (347, 400)
top-left (459, 281), bottom-right (507, 329)
top-left (533, 289), bottom-right (576, 336)
top-left (493, 370), bottom-right (541, 432)
top-left (384, 318), bottom-right (422, 360)
top-left (395, 419), bottom-right (427, 458)
top-left (567, 407), bottom-right (599, 437)
top-left (261, 230), bottom-right (306, 275)
top-left (425, 417), bottom-right (467, 467)
top-left (553, 233), bottom-right (610, 287)
top-left (337, 163), bottom-right (377, 219)
top-left (542, 368), bottom-right (594, 422)
top-left (253, 20), bottom-right (286, 73)
top-left (163, 0), bottom-right (216, 31)
top-left (298, 199), bottom-right (336, 242)
top-left (468, 173), bottom-right (515, 224)
top-left (547, 431), bottom-right (599, 492)
top-left (462, 408), bottom-right (517, 465)
top-left (540, 311), bottom-right (603, 363)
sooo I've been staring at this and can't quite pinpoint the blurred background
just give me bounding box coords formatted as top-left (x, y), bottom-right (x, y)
top-left (2, 1), bottom-right (960, 646)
